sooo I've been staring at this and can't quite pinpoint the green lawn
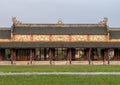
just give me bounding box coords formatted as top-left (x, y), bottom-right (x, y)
top-left (0, 65), bottom-right (120, 85)
top-left (0, 75), bottom-right (120, 85)
top-left (0, 65), bottom-right (120, 72)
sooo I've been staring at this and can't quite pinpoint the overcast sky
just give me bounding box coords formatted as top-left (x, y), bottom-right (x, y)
top-left (0, 0), bottom-right (120, 27)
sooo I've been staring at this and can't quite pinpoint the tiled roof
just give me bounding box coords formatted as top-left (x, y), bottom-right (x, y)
top-left (13, 26), bottom-right (108, 34)
top-left (12, 17), bottom-right (108, 35)
top-left (109, 30), bottom-right (120, 39)
top-left (0, 42), bottom-right (120, 48)
top-left (0, 28), bottom-right (11, 39)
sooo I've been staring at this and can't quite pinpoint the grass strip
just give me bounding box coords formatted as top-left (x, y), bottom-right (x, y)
top-left (0, 65), bottom-right (120, 72)
top-left (0, 75), bottom-right (120, 85)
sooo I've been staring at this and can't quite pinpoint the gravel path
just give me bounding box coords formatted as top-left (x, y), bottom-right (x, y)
top-left (0, 72), bottom-right (120, 75)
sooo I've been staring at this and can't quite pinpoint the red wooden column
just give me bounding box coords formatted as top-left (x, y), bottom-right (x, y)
top-left (51, 48), bottom-right (55, 61)
top-left (103, 49), bottom-right (106, 63)
top-left (101, 49), bottom-right (105, 64)
top-left (118, 49), bottom-right (120, 60)
top-left (11, 49), bottom-right (14, 64)
top-left (0, 49), bottom-right (2, 61)
top-left (69, 48), bottom-right (72, 64)
top-left (30, 49), bottom-right (35, 64)
top-left (114, 49), bottom-right (116, 60)
top-left (116, 49), bottom-right (119, 60)
top-left (44, 48), bottom-right (47, 60)
top-left (67, 48), bottom-right (72, 64)
top-left (85, 49), bottom-right (89, 61)
top-left (117, 49), bottom-right (119, 60)
top-left (71, 48), bottom-right (75, 61)
top-left (67, 48), bottom-right (69, 60)
top-left (13, 49), bottom-right (16, 61)
top-left (103, 49), bottom-right (106, 64)
top-left (39, 48), bottom-right (41, 61)
top-left (88, 48), bottom-right (91, 64)
top-left (30, 49), bottom-right (33, 64)
top-left (103, 49), bottom-right (109, 64)
top-left (56, 48), bottom-right (58, 61)
top-left (32, 49), bottom-right (35, 60)
top-left (0, 49), bottom-right (5, 61)
top-left (102, 49), bottom-right (105, 64)
top-left (49, 48), bottom-right (52, 64)
top-left (107, 49), bottom-right (110, 64)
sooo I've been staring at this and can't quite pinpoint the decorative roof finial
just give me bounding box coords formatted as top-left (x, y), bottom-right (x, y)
top-left (12, 17), bottom-right (22, 25)
top-left (57, 18), bottom-right (63, 24)
top-left (98, 17), bottom-right (108, 25)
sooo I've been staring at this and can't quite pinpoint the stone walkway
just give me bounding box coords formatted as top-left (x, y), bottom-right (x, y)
top-left (0, 72), bottom-right (120, 75)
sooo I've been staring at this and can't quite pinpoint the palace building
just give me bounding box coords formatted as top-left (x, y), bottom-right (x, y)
top-left (0, 17), bottom-right (120, 65)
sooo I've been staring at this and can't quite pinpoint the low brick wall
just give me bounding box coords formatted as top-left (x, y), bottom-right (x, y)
top-left (0, 61), bottom-right (11, 65)
top-left (0, 61), bottom-right (120, 65)
top-left (109, 61), bottom-right (120, 65)
top-left (72, 61), bottom-right (89, 65)
top-left (91, 61), bottom-right (107, 65)
top-left (13, 61), bottom-right (31, 65)
top-left (52, 61), bottom-right (70, 65)
top-left (32, 61), bottom-right (50, 65)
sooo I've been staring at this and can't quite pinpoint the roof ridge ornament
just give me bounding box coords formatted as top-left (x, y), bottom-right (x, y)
top-left (98, 17), bottom-right (108, 25)
top-left (57, 18), bottom-right (63, 24)
top-left (12, 17), bottom-right (22, 25)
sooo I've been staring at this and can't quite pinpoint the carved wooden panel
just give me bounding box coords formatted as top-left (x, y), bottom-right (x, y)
top-left (14, 35), bottom-right (31, 41)
top-left (13, 34), bottom-right (108, 42)
top-left (89, 35), bottom-right (106, 41)
top-left (33, 35), bottom-right (50, 41)
top-left (51, 35), bottom-right (69, 41)
top-left (71, 35), bottom-right (88, 41)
